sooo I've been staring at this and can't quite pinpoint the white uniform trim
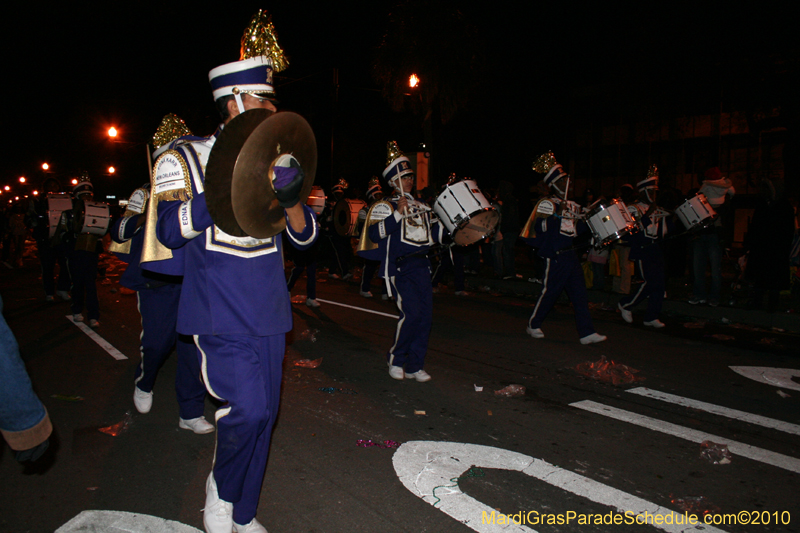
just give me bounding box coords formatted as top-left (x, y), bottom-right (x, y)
top-left (194, 335), bottom-right (223, 401)
top-left (179, 201), bottom-right (202, 239)
top-left (529, 257), bottom-right (551, 326)
top-left (117, 217), bottom-right (131, 241)
top-left (387, 276), bottom-right (404, 365)
top-left (205, 226), bottom-right (277, 258)
top-left (285, 212), bottom-right (318, 247)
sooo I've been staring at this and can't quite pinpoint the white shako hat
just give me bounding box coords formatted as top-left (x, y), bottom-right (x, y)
top-left (382, 141), bottom-right (414, 185)
top-left (637, 164), bottom-right (659, 191)
top-left (208, 9), bottom-right (289, 103)
top-left (72, 174), bottom-right (93, 197)
top-left (366, 176), bottom-right (382, 200)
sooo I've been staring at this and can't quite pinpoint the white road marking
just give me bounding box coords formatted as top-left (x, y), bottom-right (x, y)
top-left (56, 510), bottom-right (201, 532)
top-left (730, 366), bottom-right (800, 392)
top-left (393, 441), bottom-right (727, 533)
top-left (66, 316), bottom-right (128, 360)
top-left (315, 298), bottom-right (399, 319)
top-left (571, 400), bottom-right (800, 474)
top-left (626, 387), bottom-right (800, 436)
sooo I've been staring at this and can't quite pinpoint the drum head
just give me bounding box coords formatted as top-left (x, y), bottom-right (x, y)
top-left (453, 209), bottom-right (499, 246)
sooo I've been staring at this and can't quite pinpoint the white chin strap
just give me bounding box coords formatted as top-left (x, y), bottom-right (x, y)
top-left (553, 176), bottom-right (570, 199)
top-left (646, 188), bottom-right (657, 203)
top-left (234, 93), bottom-right (245, 115)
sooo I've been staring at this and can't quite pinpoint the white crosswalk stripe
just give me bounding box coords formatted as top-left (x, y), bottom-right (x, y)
top-left (570, 400), bottom-right (800, 473)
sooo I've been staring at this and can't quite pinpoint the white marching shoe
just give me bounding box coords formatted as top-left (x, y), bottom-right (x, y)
top-left (133, 387), bottom-right (153, 414)
top-left (179, 416), bottom-right (215, 434)
top-left (580, 333), bottom-right (608, 345)
top-left (405, 369), bottom-right (432, 382)
top-left (204, 472), bottom-right (233, 533)
top-left (618, 303), bottom-right (632, 323)
top-left (233, 518), bottom-right (268, 532)
top-left (643, 319), bottom-right (666, 328)
top-left (388, 365), bottom-right (405, 380)
top-left (526, 327), bottom-right (544, 339)
top-left (359, 290), bottom-right (373, 298)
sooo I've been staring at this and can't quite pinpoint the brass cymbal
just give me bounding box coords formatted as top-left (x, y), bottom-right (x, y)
top-left (204, 108), bottom-right (273, 237)
top-left (231, 111), bottom-right (317, 239)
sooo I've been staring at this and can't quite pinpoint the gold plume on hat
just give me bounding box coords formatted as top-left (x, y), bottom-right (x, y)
top-left (386, 141), bottom-right (405, 167)
top-left (152, 114), bottom-right (193, 149)
top-left (532, 151), bottom-right (559, 174)
top-left (647, 164), bottom-right (659, 179)
top-left (336, 178), bottom-right (349, 190)
top-left (368, 176), bottom-right (380, 189)
top-left (240, 9), bottom-right (289, 72)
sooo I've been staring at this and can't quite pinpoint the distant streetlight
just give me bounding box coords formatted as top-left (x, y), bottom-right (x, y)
top-left (409, 74), bottom-right (420, 88)
top-left (3, 186), bottom-right (9, 191)
top-left (19, 176), bottom-right (26, 183)
top-left (108, 166), bottom-right (116, 174)
top-left (33, 190), bottom-right (39, 196)
top-left (42, 163), bottom-right (49, 171)
top-left (15, 196), bottom-right (19, 201)
top-left (71, 178), bottom-right (78, 185)
top-left (108, 127), bottom-right (118, 138)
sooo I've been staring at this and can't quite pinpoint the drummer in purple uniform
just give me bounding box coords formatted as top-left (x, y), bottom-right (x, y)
top-left (521, 152), bottom-right (607, 344)
top-left (364, 141), bottom-right (446, 381)
top-left (155, 11), bottom-right (318, 533)
top-left (618, 165), bottom-right (672, 328)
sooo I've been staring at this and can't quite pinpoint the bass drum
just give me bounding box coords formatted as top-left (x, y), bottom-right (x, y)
top-left (334, 199), bottom-right (367, 237)
top-left (433, 180), bottom-right (499, 246)
top-left (47, 194), bottom-right (73, 238)
top-left (675, 193), bottom-right (716, 231)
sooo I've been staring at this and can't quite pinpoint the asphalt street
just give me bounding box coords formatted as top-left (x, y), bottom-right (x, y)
top-left (1, 254), bottom-right (799, 533)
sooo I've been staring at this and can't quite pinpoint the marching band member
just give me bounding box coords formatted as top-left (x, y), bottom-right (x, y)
top-left (365, 141), bottom-right (445, 381)
top-left (287, 186), bottom-right (325, 307)
top-left (111, 181), bottom-right (211, 434)
top-left (63, 176), bottom-right (105, 328)
top-left (359, 176), bottom-right (385, 298)
top-left (522, 152), bottom-right (607, 344)
top-left (618, 165), bottom-right (672, 328)
top-left (27, 178), bottom-right (71, 301)
top-left (155, 11), bottom-right (318, 533)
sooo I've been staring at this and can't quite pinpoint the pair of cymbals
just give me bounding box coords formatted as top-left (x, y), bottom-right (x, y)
top-left (204, 109), bottom-right (317, 239)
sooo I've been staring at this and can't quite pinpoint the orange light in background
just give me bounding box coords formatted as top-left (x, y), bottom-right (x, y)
top-left (42, 163), bottom-right (49, 170)
top-left (108, 166), bottom-right (116, 174)
top-left (71, 178), bottom-right (78, 185)
top-left (15, 196), bottom-right (19, 201)
top-left (33, 190), bottom-right (39, 196)
top-left (409, 74), bottom-right (420, 88)
top-left (108, 127), bottom-right (118, 138)
top-left (3, 186), bottom-right (9, 191)
top-left (19, 176), bottom-right (26, 183)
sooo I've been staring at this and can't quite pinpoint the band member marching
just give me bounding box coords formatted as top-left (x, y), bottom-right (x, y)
top-left (361, 141), bottom-right (446, 381)
top-left (521, 152), bottom-right (607, 344)
top-left (358, 176), bottom-right (385, 298)
top-left (154, 11), bottom-right (318, 533)
top-left (618, 165), bottom-right (671, 328)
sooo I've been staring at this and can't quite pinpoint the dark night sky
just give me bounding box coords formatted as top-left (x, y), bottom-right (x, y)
top-left (2, 3), bottom-right (796, 199)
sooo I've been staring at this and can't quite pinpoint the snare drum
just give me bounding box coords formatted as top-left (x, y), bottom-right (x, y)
top-left (433, 180), bottom-right (499, 246)
top-left (80, 201), bottom-right (111, 235)
top-left (334, 198), bottom-right (367, 236)
top-left (585, 199), bottom-right (637, 248)
top-left (47, 194), bottom-right (73, 238)
top-left (675, 193), bottom-right (716, 231)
